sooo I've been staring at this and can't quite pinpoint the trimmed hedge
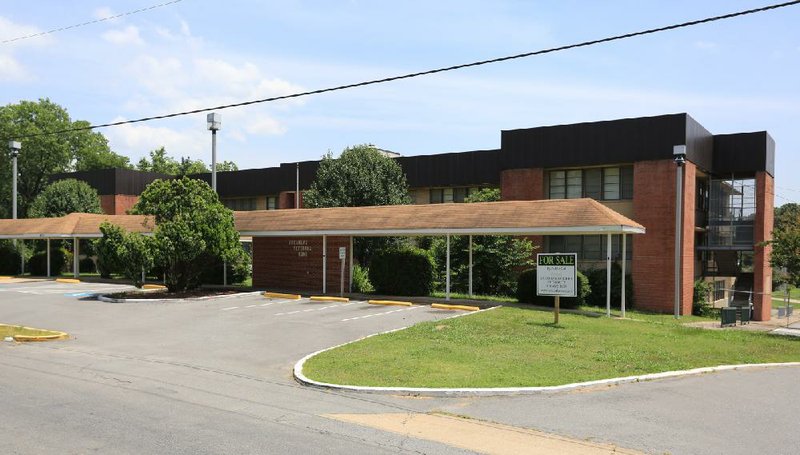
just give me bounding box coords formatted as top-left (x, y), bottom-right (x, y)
top-left (516, 268), bottom-right (590, 308)
top-left (0, 241), bottom-right (21, 275)
top-left (28, 249), bottom-right (68, 276)
top-left (369, 247), bottom-right (434, 296)
top-left (585, 263), bottom-right (633, 309)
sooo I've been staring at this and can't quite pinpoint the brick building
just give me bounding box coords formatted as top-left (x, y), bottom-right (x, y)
top-left (54, 113), bottom-right (775, 319)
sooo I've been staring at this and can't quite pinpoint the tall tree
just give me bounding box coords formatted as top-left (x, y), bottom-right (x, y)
top-left (0, 98), bottom-right (126, 218)
top-left (771, 203), bottom-right (800, 288)
top-left (28, 179), bottom-right (102, 218)
top-left (136, 147), bottom-right (225, 176)
top-left (304, 144), bottom-right (411, 263)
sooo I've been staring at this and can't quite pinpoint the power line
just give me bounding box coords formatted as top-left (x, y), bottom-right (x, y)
top-left (8, 0), bottom-right (800, 141)
top-left (1, 0), bottom-right (184, 45)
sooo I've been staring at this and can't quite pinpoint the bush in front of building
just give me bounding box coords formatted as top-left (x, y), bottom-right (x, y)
top-left (97, 222), bottom-right (154, 288)
top-left (199, 248), bottom-right (252, 285)
top-left (369, 247), bottom-right (434, 296)
top-left (28, 179), bottom-right (102, 218)
top-left (515, 269), bottom-right (590, 308)
top-left (79, 257), bottom-right (96, 274)
top-left (584, 263), bottom-right (633, 309)
top-left (0, 240), bottom-right (22, 275)
top-left (692, 279), bottom-right (715, 316)
top-left (27, 248), bottom-right (68, 276)
top-left (351, 264), bottom-right (374, 293)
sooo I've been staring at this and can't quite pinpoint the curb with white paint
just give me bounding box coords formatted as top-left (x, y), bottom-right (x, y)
top-left (293, 305), bottom-right (800, 396)
top-left (97, 291), bottom-right (263, 303)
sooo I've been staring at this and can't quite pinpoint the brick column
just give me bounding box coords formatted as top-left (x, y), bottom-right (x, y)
top-left (753, 171), bottom-right (774, 321)
top-left (500, 168), bottom-right (545, 252)
top-left (278, 191), bottom-right (303, 209)
top-left (632, 160), bottom-right (695, 315)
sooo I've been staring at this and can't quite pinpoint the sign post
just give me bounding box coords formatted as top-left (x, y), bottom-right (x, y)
top-left (536, 253), bottom-right (578, 324)
top-left (339, 246), bottom-right (346, 297)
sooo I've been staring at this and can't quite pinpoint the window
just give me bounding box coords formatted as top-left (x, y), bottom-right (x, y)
top-left (583, 236), bottom-right (603, 260)
top-left (603, 168), bottom-right (620, 200)
top-left (223, 198), bottom-right (257, 211)
top-left (548, 235), bottom-right (632, 260)
top-left (266, 196), bottom-right (277, 210)
top-left (714, 280), bottom-right (725, 301)
top-left (453, 187), bottom-right (468, 203)
top-left (547, 166), bottom-right (634, 201)
top-left (430, 189), bottom-right (444, 204)
top-left (443, 188), bottom-right (454, 203)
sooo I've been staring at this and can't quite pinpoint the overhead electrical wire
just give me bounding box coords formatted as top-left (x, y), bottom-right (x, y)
top-left (7, 0), bottom-right (800, 141)
top-left (1, 0), bottom-right (184, 45)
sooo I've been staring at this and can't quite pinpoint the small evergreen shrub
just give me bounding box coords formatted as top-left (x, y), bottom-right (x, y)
top-left (693, 279), bottom-right (715, 316)
top-left (79, 257), bottom-right (97, 274)
top-left (585, 263), bottom-right (633, 309)
top-left (369, 247), bottom-right (434, 296)
top-left (28, 249), bottom-right (68, 276)
top-left (351, 264), bottom-right (374, 293)
top-left (0, 241), bottom-right (21, 275)
top-left (199, 249), bottom-right (252, 285)
top-left (516, 268), bottom-right (590, 308)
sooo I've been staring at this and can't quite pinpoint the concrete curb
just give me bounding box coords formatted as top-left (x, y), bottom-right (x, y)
top-left (1, 325), bottom-right (69, 342)
top-left (293, 307), bottom-right (800, 396)
top-left (97, 290), bottom-right (263, 303)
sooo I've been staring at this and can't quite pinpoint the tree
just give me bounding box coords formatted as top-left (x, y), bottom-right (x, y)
top-left (304, 144), bottom-right (411, 263)
top-left (0, 99), bottom-right (126, 218)
top-left (136, 147), bottom-right (229, 176)
top-left (130, 177), bottom-right (243, 292)
top-left (70, 121), bottom-right (131, 171)
top-left (28, 179), bottom-right (102, 218)
top-left (427, 189), bottom-right (536, 296)
top-left (770, 203), bottom-right (800, 288)
top-left (98, 222), bottom-right (153, 287)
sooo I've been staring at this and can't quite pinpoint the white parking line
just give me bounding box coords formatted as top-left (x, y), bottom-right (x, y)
top-left (245, 304), bottom-right (258, 308)
top-left (340, 306), bottom-right (419, 322)
top-left (221, 306), bottom-right (239, 311)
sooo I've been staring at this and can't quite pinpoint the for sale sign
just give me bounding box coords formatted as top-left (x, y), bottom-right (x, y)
top-left (536, 253), bottom-right (577, 297)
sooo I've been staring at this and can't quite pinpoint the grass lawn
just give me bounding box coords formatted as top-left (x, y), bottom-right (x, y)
top-left (0, 324), bottom-right (64, 339)
top-left (303, 306), bottom-right (800, 388)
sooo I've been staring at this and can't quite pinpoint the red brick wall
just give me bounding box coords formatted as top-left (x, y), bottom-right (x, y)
top-left (632, 159), bottom-right (694, 315)
top-left (753, 171), bottom-right (774, 321)
top-left (500, 168), bottom-right (544, 201)
top-left (99, 194), bottom-right (140, 215)
top-left (252, 236), bottom-right (351, 294)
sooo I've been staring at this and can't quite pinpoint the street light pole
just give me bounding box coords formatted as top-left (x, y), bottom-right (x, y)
top-left (9, 141), bottom-right (20, 220)
top-left (207, 113), bottom-right (221, 193)
top-left (673, 145), bottom-right (687, 319)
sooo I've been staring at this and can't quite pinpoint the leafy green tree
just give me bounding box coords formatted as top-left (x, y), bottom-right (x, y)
top-left (0, 99), bottom-right (127, 218)
top-left (136, 147), bottom-right (230, 176)
top-left (770, 203), bottom-right (800, 288)
top-left (304, 144), bottom-right (412, 263)
top-left (98, 222), bottom-right (153, 287)
top-left (28, 179), bottom-right (102, 218)
top-left (130, 177), bottom-right (243, 292)
top-left (215, 161), bottom-right (239, 172)
top-left (427, 189), bottom-right (536, 296)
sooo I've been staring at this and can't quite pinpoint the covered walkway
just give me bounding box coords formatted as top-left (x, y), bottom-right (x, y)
top-left (0, 199), bottom-right (645, 315)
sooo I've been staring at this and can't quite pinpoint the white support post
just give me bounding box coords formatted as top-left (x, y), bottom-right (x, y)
top-left (348, 236), bottom-right (354, 292)
top-left (468, 235), bottom-right (473, 298)
top-left (74, 238), bottom-right (80, 279)
top-left (46, 239), bottom-right (51, 278)
top-left (141, 267), bottom-right (145, 287)
top-left (322, 235), bottom-right (327, 294)
top-left (621, 234), bottom-right (627, 318)
top-left (606, 234), bottom-right (611, 317)
top-left (446, 234), bottom-right (451, 301)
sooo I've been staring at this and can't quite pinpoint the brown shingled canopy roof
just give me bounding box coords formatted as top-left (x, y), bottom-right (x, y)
top-left (0, 199), bottom-right (644, 239)
top-left (0, 213), bottom-right (154, 239)
top-left (234, 199), bottom-right (645, 236)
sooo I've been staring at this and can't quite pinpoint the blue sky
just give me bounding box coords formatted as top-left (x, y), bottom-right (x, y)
top-left (1, 1), bottom-right (798, 203)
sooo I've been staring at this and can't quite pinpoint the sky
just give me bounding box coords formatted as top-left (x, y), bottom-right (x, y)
top-left (1, 0), bottom-right (799, 203)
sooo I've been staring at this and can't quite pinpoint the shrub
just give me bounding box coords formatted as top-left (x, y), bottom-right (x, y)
top-left (369, 247), bottom-right (434, 296)
top-left (79, 257), bottom-right (96, 274)
top-left (0, 241), bottom-right (21, 275)
top-left (693, 279), bottom-right (715, 316)
top-left (199, 248), bottom-right (252, 285)
top-left (27, 249), bottom-right (68, 276)
top-left (516, 268), bottom-right (590, 309)
top-left (95, 231), bottom-right (121, 278)
top-left (98, 222), bottom-right (154, 288)
top-left (351, 264), bottom-right (374, 293)
top-left (585, 263), bottom-right (633, 309)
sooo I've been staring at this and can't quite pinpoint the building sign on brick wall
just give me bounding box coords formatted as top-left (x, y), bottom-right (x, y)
top-left (288, 239), bottom-right (311, 257)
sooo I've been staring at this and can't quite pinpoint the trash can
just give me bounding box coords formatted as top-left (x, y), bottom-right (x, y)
top-left (721, 307), bottom-right (737, 327)
top-left (739, 306), bottom-right (751, 325)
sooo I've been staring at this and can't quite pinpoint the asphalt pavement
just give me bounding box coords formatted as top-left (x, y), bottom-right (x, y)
top-left (2, 279), bottom-right (799, 454)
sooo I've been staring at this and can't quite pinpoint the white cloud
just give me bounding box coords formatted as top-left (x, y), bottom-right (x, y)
top-left (694, 40), bottom-right (717, 51)
top-left (0, 53), bottom-right (27, 81)
top-left (245, 116), bottom-right (287, 136)
top-left (93, 7), bottom-right (118, 22)
top-left (102, 26), bottom-right (144, 45)
top-left (0, 16), bottom-right (52, 47)
top-left (104, 117), bottom-right (207, 162)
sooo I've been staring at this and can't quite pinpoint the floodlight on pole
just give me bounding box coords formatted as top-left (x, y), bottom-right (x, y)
top-left (673, 144), bottom-right (687, 319)
top-left (9, 141), bottom-right (20, 220)
top-left (207, 113), bottom-right (221, 192)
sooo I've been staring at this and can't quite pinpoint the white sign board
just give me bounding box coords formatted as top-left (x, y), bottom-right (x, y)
top-left (339, 247), bottom-right (346, 260)
top-left (536, 253), bottom-right (577, 297)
